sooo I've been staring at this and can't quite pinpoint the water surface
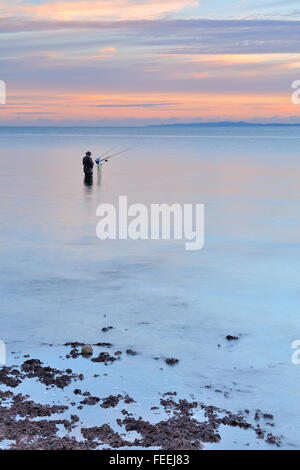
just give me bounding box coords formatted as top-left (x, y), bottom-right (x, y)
top-left (1, 125), bottom-right (300, 448)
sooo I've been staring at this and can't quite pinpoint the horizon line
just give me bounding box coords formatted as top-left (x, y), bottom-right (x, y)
top-left (1, 121), bottom-right (300, 128)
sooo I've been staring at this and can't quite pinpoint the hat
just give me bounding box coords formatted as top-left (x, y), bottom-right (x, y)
top-left (86, 151), bottom-right (92, 156)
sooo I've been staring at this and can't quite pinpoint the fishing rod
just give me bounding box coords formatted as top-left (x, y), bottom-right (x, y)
top-left (100, 145), bottom-right (140, 164)
top-left (94, 147), bottom-right (116, 167)
top-left (99, 147), bottom-right (115, 159)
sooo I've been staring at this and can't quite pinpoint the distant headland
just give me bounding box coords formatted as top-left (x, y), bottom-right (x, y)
top-left (151, 121), bottom-right (300, 127)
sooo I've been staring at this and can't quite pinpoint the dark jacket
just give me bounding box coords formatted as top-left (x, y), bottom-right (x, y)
top-left (83, 155), bottom-right (94, 174)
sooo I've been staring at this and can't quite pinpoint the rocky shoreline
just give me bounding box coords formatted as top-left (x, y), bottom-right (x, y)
top-left (0, 339), bottom-right (281, 450)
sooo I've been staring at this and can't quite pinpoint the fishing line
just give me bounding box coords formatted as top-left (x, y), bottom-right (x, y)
top-left (100, 144), bottom-right (141, 164)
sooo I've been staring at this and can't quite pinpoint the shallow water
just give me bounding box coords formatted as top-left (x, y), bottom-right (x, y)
top-left (1, 125), bottom-right (300, 449)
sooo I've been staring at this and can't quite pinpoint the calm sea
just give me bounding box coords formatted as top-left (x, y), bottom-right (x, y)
top-left (1, 125), bottom-right (300, 448)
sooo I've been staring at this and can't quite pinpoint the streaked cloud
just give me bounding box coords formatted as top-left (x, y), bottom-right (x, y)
top-left (0, 1), bottom-right (299, 124)
top-left (0, 0), bottom-right (199, 20)
top-left (89, 102), bottom-right (178, 108)
top-left (1, 18), bottom-right (300, 55)
top-left (99, 46), bottom-right (116, 53)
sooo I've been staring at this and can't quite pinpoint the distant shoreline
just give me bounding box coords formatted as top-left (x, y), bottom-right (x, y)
top-left (151, 121), bottom-right (300, 128)
top-left (1, 121), bottom-right (300, 129)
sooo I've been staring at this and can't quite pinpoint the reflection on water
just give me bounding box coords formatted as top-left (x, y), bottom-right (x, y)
top-left (0, 126), bottom-right (300, 448)
top-left (83, 164), bottom-right (102, 190)
top-left (83, 174), bottom-right (94, 190)
top-left (97, 164), bottom-right (102, 186)
top-left (96, 163), bottom-right (102, 186)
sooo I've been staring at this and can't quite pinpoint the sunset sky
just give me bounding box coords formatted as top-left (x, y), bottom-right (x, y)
top-left (0, 0), bottom-right (300, 125)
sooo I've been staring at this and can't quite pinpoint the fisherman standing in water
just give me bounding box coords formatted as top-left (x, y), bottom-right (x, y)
top-left (83, 146), bottom-right (136, 184)
top-left (82, 151), bottom-right (94, 176)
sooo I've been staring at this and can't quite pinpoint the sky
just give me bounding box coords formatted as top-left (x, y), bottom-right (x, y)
top-left (0, 0), bottom-right (300, 126)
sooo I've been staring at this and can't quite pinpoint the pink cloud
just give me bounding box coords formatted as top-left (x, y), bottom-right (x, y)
top-left (0, 0), bottom-right (199, 20)
top-left (99, 47), bottom-right (116, 53)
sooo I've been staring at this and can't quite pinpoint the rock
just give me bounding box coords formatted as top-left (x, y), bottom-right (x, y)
top-left (91, 352), bottom-right (118, 363)
top-left (165, 358), bottom-right (179, 365)
top-left (80, 396), bottom-right (100, 406)
top-left (226, 335), bottom-right (239, 341)
top-left (102, 326), bottom-right (113, 332)
top-left (126, 349), bottom-right (137, 356)
top-left (81, 345), bottom-right (93, 356)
